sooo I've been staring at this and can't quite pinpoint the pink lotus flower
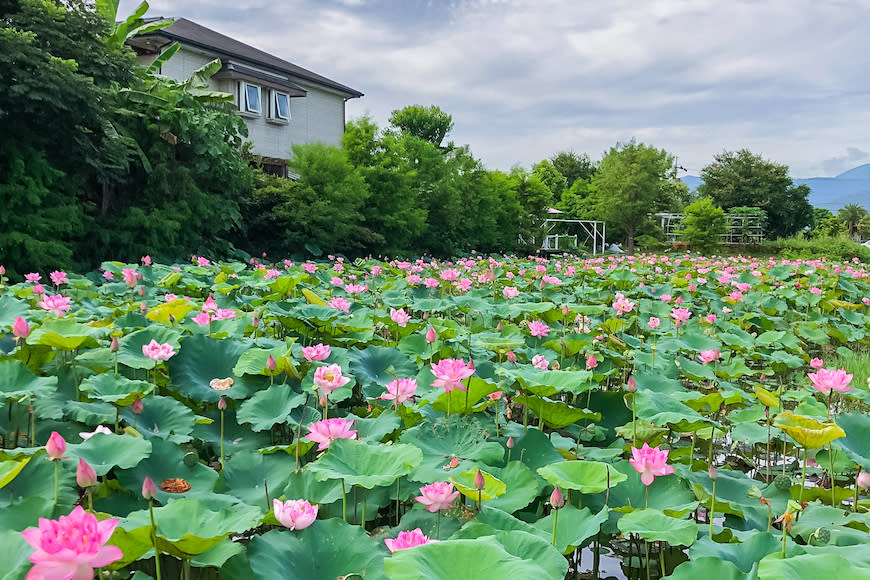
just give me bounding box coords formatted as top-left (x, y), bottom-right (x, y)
top-left (380, 378), bottom-right (417, 404)
top-left (122, 268), bottom-right (141, 288)
top-left (698, 350), bottom-right (720, 365)
top-left (647, 317), bottom-right (660, 329)
top-left (142, 255), bottom-right (152, 266)
top-left (25, 273), bottom-right (41, 283)
top-left (810, 358), bottom-right (824, 370)
top-left (528, 321), bottom-right (550, 338)
top-left (704, 314), bottom-right (717, 324)
top-left (415, 481), bottom-right (459, 512)
top-left (32, 284), bottom-right (45, 295)
top-left (532, 354), bottom-right (549, 370)
top-left (629, 443), bottom-right (675, 486)
top-left (439, 268), bottom-right (460, 281)
top-left (38, 294), bottom-right (72, 316)
top-left (305, 418), bottom-right (357, 450)
top-left (385, 528), bottom-right (434, 552)
top-left (46, 431), bottom-right (66, 461)
top-left (302, 343), bottom-right (331, 362)
top-left (21, 505), bottom-right (122, 578)
top-left (212, 308), bottom-right (236, 321)
top-left (141, 339), bottom-right (176, 362)
top-left (807, 368), bottom-right (854, 394)
top-left (328, 297), bottom-right (351, 313)
top-left (669, 307), bottom-right (692, 327)
top-left (76, 459), bottom-right (98, 488)
top-left (857, 472), bottom-right (870, 490)
top-left (191, 311), bottom-right (211, 326)
top-left (586, 354), bottom-right (598, 370)
top-left (502, 286), bottom-right (519, 299)
top-left (79, 425), bottom-right (112, 441)
top-left (612, 293), bottom-right (635, 314)
top-left (425, 327), bottom-right (437, 344)
top-left (390, 308), bottom-right (411, 327)
top-left (273, 498), bottom-right (318, 530)
top-left (424, 277), bottom-right (439, 289)
top-left (344, 283), bottom-right (368, 295)
top-left (49, 270), bottom-right (68, 286)
top-left (12, 317), bottom-right (30, 340)
top-left (313, 364), bottom-right (352, 396)
top-left (430, 358), bottom-right (475, 393)
top-left (302, 263), bottom-right (318, 274)
top-left (102, 271), bottom-right (114, 281)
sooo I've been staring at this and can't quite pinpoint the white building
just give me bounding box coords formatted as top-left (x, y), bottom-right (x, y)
top-left (128, 18), bottom-right (363, 176)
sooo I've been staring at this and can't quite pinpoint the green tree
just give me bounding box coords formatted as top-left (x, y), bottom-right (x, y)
top-left (698, 149), bottom-right (812, 239)
top-left (679, 197), bottom-right (725, 251)
top-left (388, 105), bottom-right (454, 148)
top-left (591, 140), bottom-right (675, 254)
top-left (557, 179), bottom-right (597, 219)
top-left (532, 160), bottom-right (567, 205)
top-left (288, 143), bottom-right (374, 253)
top-left (550, 151), bottom-right (596, 187)
top-left (837, 203), bottom-right (868, 239)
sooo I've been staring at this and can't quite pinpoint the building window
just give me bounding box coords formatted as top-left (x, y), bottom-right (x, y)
top-left (243, 83), bottom-right (261, 114)
top-left (272, 91), bottom-right (290, 120)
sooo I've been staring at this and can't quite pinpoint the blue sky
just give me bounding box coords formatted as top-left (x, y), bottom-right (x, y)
top-left (121, 0), bottom-right (870, 177)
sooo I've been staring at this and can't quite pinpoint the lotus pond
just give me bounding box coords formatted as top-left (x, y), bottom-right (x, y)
top-left (2, 253), bottom-right (870, 579)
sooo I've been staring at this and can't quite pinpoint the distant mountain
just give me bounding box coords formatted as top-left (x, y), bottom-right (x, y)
top-left (680, 163), bottom-right (870, 211)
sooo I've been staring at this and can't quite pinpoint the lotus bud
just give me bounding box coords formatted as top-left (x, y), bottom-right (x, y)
top-left (506, 436), bottom-right (514, 449)
top-left (562, 305), bottom-right (570, 316)
top-left (76, 459), bottom-right (98, 488)
top-left (422, 312), bottom-right (429, 320)
top-left (506, 350), bottom-right (517, 363)
top-left (252, 316), bottom-right (260, 328)
top-left (550, 487), bottom-right (565, 509)
top-left (140, 301), bottom-right (147, 314)
top-left (267, 355), bottom-right (277, 371)
top-left (627, 376), bottom-right (638, 392)
top-left (709, 465), bottom-right (717, 480)
top-left (132, 397), bottom-right (144, 415)
top-left (497, 320), bottom-right (503, 331)
top-left (218, 396), bottom-right (227, 411)
top-left (46, 431), bottom-right (66, 461)
top-left (110, 336), bottom-right (119, 352)
top-left (425, 327), bottom-right (436, 344)
top-left (0, 265), bottom-right (4, 275)
top-left (12, 317), bottom-right (30, 340)
top-left (138, 286), bottom-right (145, 296)
top-left (142, 476), bottom-right (158, 500)
top-left (551, 360), bottom-right (560, 370)
top-left (319, 395), bottom-right (327, 407)
top-left (857, 471), bottom-right (870, 490)
top-left (474, 469), bottom-right (485, 491)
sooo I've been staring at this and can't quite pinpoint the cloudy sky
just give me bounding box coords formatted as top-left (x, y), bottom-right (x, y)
top-left (122, 0), bottom-right (870, 178)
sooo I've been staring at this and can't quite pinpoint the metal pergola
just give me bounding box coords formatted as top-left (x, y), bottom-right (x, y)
top-left (539, 218), bottom-right (607, 255)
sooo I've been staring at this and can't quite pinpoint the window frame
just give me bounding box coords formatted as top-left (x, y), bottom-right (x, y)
top-left (242, 82), bottom-right (262, 115)
top-left (272, 91), bottom-right (291, 121)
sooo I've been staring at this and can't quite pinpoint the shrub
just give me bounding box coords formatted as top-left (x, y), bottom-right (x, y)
top-left (679, 197), bottom-right (726, 252)
top-left (764, 236), bottom-right (870, 262)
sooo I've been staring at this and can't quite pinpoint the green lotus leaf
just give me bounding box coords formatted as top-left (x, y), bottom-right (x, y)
top-left (689, 531), bottom-right (781, 573)
top-left (667, 557), bottom-right (745, 580)
top-left (0, 457), bottom-right (30, 490)
top-left (757, 552), bottom-right (868, 580)
top-left (232, 343), bottom-right (292, 376)
top-left (0, 294), bottom-right (30, 329)
top-left (247, 520), bottom-right (387, 580)
top-left (774, 410), bottom-right (845, 449)
top-left (833, 412), bottom-right (870, 470)
top-left (400, 420), bottom-right (504, 483)
top-left (113, 438), bottom-right (218, 503)
top-left (282, 468), bottom-right (344, 505)
top-left (501, 367), bottom-right (595, 397)
top-left (603, 460), bottom-right (697, 518)
top-left (384, 535), bottom-right (564, 580)
top-left (537, 460), bottom-right (627, 494)
top-left (347, 410), bottom-right (401, 442)
top-left (117, 326), bottom-right (183, 370)
top-left (29, 318), bottom-right (104, 351)
top-left (218, 450), bottom-right (295, 508)
top-left (484, 461), bottom-right (540, 513)
top-left (63, 400), bottom-right (117, 425)
top-left (430, 377), bottom-right (499, 415)
top-left (118, 394), bottom-right (196, 443)
top-left (0, 456), bottom-right (78, 510)
top-left (0, 528), bottom-right (32, 579)
top-left (532, 505), bottom-right (609, 555)
top-left (191, 537), bottom-right (244, 568)
top-left (471, 332), bottom-right (527, 353)
top-left (449, 469), bottom-right (506, 502)
top-left (67, 433), bottom-right (152, 476)
top-left (617, 508), bottom-right (698, 546)
top-left (236, 385), bottom-right (306, 431)
top-left (676, 356), bottom-right (718, 381)
top-left (117, 498), bottom-right (262, 559)
top-left (167, 335), bottom-right (269, 401)
top-left (634, 390), bottom-right (709, 431)
top-left (513, 395), bottom-right (600, 429)
top-left (308, 439), bottom-right (422, 488)
top-left (0, 359), bottom-right (57, 400)
top-left (347, 345), bottom-right (418, 396)
top-left (756, 330), bottom-right (786, 346)
top-left (79, 373), bottom-right (154, 406)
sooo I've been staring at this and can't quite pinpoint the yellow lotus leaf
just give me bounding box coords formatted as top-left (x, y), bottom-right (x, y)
top-left (146, 299), bottom-right (196, 325)
top-left (774, 410), bottom-right (845, 449)
top-left (753, 385), bottom-right (779, 408)
top-left (450, 469), bottom-right (506, 502)
top-left (302, 288), bottom-right (327, 306)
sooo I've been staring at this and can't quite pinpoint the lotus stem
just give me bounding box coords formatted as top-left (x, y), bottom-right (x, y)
top-left (341, 479), bottom-right (347, 522)
top-left (149, 499), bottom-right (162, 580)
top-left (436, 510), bottom-right (441, 540)
top-left (361, 490), bottom-right (367, 529)
top-left (801, 449), bottom-right (808, 505)
top-left (854, 468), bottom-right (862, 514)
top-left (551, 508), bottom-right (559, 546)
top-left (219, 408), bottom-right (225, 470)
top-left (766, 416), bottom-right (771, 484)
top-left (644, 539), bottom-right (651, 580)
top-left (709, 477), bottom-right (717, 539)
top-left (53, 461), bottom-right (59, 506)
top-left (829, 443), bottom-right (836, 507)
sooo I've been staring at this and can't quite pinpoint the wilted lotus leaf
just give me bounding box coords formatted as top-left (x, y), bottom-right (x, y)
top-left (774, 410), bottom-right (845, 449)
